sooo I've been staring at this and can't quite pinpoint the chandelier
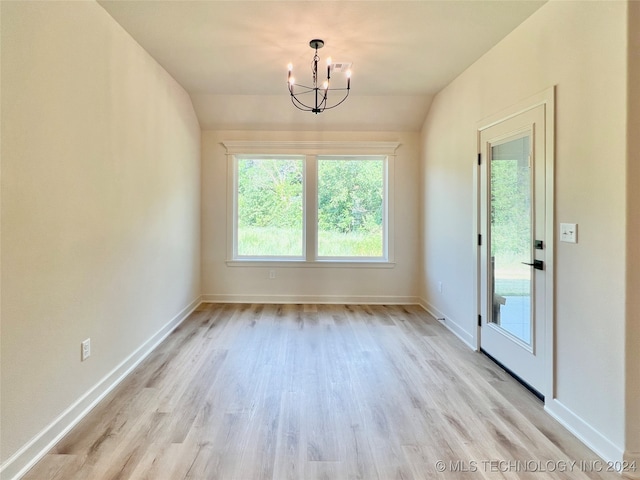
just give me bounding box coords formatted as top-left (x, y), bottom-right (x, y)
top-left (287, 39), bottom-right (351, 114)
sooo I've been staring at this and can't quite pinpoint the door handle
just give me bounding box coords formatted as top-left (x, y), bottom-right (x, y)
top-left (522, 260), bottom-right (544, 270)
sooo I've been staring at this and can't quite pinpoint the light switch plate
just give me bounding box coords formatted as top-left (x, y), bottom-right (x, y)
top-left (560, 223), bottom-right (578, 243)
top-left (81, 338), bottom-right (91, 361)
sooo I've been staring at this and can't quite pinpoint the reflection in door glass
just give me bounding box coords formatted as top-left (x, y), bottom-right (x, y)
top-left (490, 136), bottom-right (532, 345)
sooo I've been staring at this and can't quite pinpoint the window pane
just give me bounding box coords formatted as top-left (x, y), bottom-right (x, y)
top-left (490, 136), bottom-right (532, 344)
top-left (317, 158), bottom-right (384, 257)
top-left (237, 157), bottom-right (304, 257)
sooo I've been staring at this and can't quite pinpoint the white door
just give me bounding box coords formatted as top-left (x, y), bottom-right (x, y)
top-left (478, 104), bottom-right (549, 397)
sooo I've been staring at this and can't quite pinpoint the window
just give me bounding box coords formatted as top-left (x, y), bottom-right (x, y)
top-left (317, 156), bottom-right (385, 258)
top-left (236, 156), bottom-right (305, 258)
top-left (224, 141), bottom-right (398, 264)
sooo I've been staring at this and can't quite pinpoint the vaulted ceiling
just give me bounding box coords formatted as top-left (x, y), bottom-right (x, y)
top-left (98, 0), bottom-right (546, 132)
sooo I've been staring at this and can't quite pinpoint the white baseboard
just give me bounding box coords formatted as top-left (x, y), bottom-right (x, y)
top-left (623, 451), bottom-right (640, 479)
top-left (201, 293), bottom-right (420, 305)
top-left (415, 301), bottom-right (630, 477)
top-left (417, 298), bottom-right (476, 350)
top-left (545, 399), bottom-right (625, 468)
top-left (0, 296), bottom-right (202, 480)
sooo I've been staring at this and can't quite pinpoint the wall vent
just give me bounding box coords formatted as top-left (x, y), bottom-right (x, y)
top-left (330, 62), bottom-right (352, 73)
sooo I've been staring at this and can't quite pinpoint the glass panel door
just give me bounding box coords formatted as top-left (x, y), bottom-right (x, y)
top-left (489, 136), bottom-right (532, 345)
top-left (478, 100), bottom-right (550, 397)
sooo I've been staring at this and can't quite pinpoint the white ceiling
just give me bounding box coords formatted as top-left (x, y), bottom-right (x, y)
top-left (98, 0), bottom-right (546, 132)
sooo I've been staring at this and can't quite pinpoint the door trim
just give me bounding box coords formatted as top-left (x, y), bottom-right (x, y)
top-left (474, 87), bottom-right (555, 399)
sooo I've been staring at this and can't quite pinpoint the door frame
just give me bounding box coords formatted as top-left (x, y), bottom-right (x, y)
top-left (474, 87), bottom-right (555, 399)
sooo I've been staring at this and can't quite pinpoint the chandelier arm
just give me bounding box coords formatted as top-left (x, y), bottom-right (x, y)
top-left (290, 97), bottom-right (313, 112)
top-left (290, 92), bottom-right (316, 111)
top-left (317, 90), bottom-right (329, 110)
top-left (290, 87), bottom-right (350, 112)
top-left (320, 90), bottom-right (350, 110)
top-left (290, 97), bottom-right (312, 111)
top-left (290, 90), bottom-right (318, 111)
top-left (289, 85), bottom-right (316, 95)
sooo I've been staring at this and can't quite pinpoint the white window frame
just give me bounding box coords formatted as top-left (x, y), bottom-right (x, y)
top-left (223, 141), bottom-right (399, 267)
top-left (232, 154), bottom-right (307, 261)
top-left (315, 155), bottom-right (388, 261)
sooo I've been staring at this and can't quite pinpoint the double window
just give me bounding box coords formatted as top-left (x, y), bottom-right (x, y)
top-left (225, 142), bottom-right (398, 264)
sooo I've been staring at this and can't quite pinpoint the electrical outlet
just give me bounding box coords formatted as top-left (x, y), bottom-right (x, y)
top-left (81, 338), bottom-right (91, 361)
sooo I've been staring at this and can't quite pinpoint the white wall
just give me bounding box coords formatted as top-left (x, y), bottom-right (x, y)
top-left (420, 0), bottom-right (628, 463)
top-left (0, 2), bottom-right (201, 477)
top-left (201, 130), bottom-right (420, 304)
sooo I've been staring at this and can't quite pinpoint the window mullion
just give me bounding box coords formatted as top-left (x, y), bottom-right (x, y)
top-left (228, 154), bottom-right (238, 261)
top-left (305, 155), bottom-right (318, 261)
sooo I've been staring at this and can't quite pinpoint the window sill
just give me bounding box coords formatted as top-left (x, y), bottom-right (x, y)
top-left (225, 260), bottom-right (396, 269)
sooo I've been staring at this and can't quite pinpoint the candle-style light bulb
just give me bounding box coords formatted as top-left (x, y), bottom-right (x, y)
top-left (346, 69), bottom-right (351, 89)
top-left (288, 63), bottom-right (293, 72)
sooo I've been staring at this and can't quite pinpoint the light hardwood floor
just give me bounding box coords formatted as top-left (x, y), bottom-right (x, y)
top-left (24, 304), bottom-right (621, 480)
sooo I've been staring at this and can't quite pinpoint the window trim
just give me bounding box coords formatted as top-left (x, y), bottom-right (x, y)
top-left (223, 141), bottom-right (399, 266)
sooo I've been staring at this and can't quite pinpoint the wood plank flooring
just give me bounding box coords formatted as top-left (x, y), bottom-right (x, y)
top-left (23, 304), bottom-right (621, 480)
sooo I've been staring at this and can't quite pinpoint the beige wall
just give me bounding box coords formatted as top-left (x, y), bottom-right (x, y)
top-left (420, 0), bottom-right (628, 461)
top-left (0, 1), bottom-right (201, 475)
top-left (1, 0), bottom-right (637, 477)
top-left (626, 0), bottom-right (640, 468)
top-left (201, 130), bottom-right (420, 303)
